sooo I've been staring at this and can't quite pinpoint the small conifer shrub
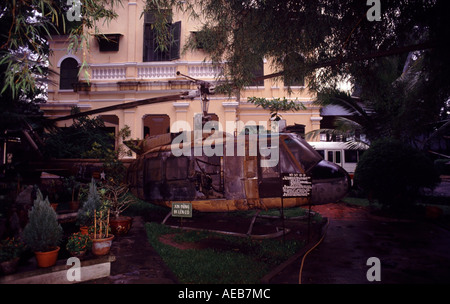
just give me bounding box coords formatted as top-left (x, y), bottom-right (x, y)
top-left (22, 189), bottom-right (63, 252)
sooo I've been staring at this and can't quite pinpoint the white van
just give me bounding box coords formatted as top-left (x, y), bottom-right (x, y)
top-left (308, 141), bottom-right (367, 180)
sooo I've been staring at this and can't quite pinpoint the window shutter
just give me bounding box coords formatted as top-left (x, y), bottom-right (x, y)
top-left (143, 23), bottom-right (154, 62)
top-left (170, 21), bottom-right (181, 60)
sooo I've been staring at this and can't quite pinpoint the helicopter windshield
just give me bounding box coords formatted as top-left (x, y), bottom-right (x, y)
top-left (283, 135), bottom-right (322, 173)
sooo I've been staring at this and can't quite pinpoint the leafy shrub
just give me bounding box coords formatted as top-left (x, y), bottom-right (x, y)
top-left (77, 179), bottom-right (102, 227)
top-left (43, 107), bottom-right (114, 159)
top-left (354, 138), bottom-right (440, 210)
top-left (22, 189), bottom-right (63, 252)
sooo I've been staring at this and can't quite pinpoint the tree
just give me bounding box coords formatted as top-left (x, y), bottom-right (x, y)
top-left (43, 107), bottom-right (115, 159)
top-left (151, 1), bottom-right (450, 148)
top-left (306, 53), bottom-right (446, 149)
top-left (354, 138), bottom-right (440, 212)
top-left (0, 0), bottom-right (121, 97)
top-left (2, 1), bottom-right (449, 150)
top-left (248, 97), bottom-right (306, 121)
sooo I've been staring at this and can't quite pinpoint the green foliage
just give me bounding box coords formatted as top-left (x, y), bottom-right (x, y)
top-left (22, 189), bottom-right (63, 252)
top-left (248, 97), bottom-right (306, 121)
top-left (0, 237), bottom-right (25, 262)
top-left (43, 107), bottom-right (115, 159)
top-left (1, 0), bottom-right (122, 97)
top-left (354, 138), bottom-right (440, 210)
top-left (145, 222), bottom-right (304, 284)
top-left (65, 232), bottom-right (92, 254)
top-left (77, 179), bottom-right (102, 227)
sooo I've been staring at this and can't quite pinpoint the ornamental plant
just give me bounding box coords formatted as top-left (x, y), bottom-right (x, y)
top-left (22, 189), bottom-right (63, 252)
top-left (102, 178), bottom-right (135, 218)
top-left (0, 238), bottom-right (25, 262)
top-left (66, 232), bottom-right (92, 255)
top-left (77, 179), bottom-right (102, 227)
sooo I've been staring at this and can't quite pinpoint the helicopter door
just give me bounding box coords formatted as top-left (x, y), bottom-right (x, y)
top-left (257, 138), bottom-right (282, 198)
top-left (243, 155), bottom-right (259, 200)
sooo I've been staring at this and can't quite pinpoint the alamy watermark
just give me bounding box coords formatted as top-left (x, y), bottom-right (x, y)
top-left (170, 118), bottom-right (280, 168)
top-left (367, 0), bottom-right (382, 22)
top-left (66, 257), bottom-right (81, 282)
top-left (366, 257), bottom-right (381, 282)
top-left (66, 0), bottom-right (82, 22)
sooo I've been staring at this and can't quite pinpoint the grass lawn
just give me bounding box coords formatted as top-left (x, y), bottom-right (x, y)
top-left (126, 198), bottom-right (318, 284)
top-left (144, 222), bottom-right (306, 284)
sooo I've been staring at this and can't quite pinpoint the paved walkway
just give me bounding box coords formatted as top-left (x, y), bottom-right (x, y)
top-left (86, 216), bottom-right (178, 284)
top-left (269, 203), bottom-right (450, 284)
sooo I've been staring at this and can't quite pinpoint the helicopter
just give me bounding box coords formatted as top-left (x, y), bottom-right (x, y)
top-left (125, 126), bottom-right (350, 213)
top-left (124, 72), bottom-right (351, 213)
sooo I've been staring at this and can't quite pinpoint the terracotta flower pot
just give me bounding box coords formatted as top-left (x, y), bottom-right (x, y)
top-left (91, 235), bottom-right (114, 256)
top-left (110, 216), bottom-right (133, 236)
top-left (69, 200), bottom-right (80, 211)
top-left (35, 246), bottom-right (60, 268)
top-left (80, 226), bottom-right (89, 235)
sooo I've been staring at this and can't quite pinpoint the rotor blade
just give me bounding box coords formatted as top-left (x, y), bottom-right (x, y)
top-left (50, 92), bottom-right (189, 122)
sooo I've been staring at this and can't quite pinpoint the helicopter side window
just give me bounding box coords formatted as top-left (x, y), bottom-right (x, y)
top-left (166, 157), bottom-right (188, 180)
top-left (283, 137), bottom-right (322, 172)
top-left (279, 146), bottom-right (298, 174)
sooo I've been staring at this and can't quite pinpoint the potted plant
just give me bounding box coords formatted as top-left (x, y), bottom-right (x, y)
top-left (77, 179), bottom-right (101, 235)
top-left (0, 237), bottom-right (25, 275)
top-left (91, 200), bottom-right (114, 256)
top-left (22, 189), bottom-right (63, 268)
top-left (66, 232), bottom-right (91, 258)
top-left (103, 179), bottom-right (135, 236)
top-left (63, 176), bottom-right (81, 211)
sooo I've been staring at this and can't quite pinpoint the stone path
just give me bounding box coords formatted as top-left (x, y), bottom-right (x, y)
top-left (85, 216), bottom-right (178, 284)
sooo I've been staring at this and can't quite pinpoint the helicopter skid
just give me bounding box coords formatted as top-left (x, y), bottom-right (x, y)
top-left (161, 209), bottom-right (291, 239)
top-left (156, 197), bottom-right (311, 213)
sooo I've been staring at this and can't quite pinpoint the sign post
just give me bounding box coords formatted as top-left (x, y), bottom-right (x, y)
top-left (281, 173), bottom-right (312, 198)
top-left (171, 202), bottom-right (192, 228)
top-left (281, 173), bottom-right (313, 241)
top-left (171, 202), bottom-right (193, 218)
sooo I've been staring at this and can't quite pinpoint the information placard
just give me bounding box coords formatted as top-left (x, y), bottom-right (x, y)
top-left (171, 202), bottom-right (193, 218)
top-left (281, 173), bottom-right (312, 198)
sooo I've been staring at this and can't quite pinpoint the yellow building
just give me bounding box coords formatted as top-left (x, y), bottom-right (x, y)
top-left (42, 1), bottom-right (321, 157)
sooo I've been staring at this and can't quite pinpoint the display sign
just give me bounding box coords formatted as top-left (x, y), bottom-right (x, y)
top-left (172, 202), bottom-right (193, 218)
top-left (281, 173), bottom-right (312, 198)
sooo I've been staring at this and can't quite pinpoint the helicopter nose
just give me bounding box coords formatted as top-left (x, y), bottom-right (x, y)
top-left (309, 160), bottom-right (351, 205)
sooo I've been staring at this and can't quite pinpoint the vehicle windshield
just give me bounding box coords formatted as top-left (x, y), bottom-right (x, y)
top-left (283, 135), bottom-right (323, 173)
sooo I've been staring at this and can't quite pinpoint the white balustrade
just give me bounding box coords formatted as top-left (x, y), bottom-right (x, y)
top-left (137, 65), bottom-right (177, 79)
top-left (188, 65), bottom-right (222, 79)
top-left (91, 67), bottom-right (126, 80)
top-left (89, 63), bottom-right (223, 81)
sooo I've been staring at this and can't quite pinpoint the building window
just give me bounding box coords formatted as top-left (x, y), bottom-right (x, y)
top-left (59, 57), bottom-right (79, 90)
top-left (143, 10), bottom-right (181, 62)
top-left (284, 75), bottom-right (305, 87)
top-left (249, 60), bottom-right (264, 87)
top-left (96, 34), bottom-right (122, 52)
